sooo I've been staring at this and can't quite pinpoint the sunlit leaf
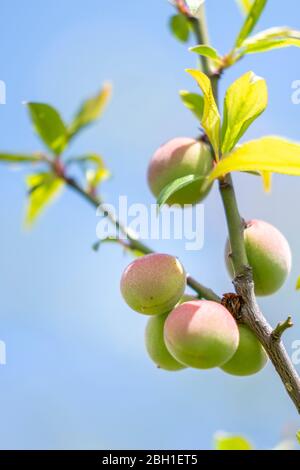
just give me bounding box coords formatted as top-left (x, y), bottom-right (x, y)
top-left (296, 278), bottom-right (300, 291)
top-left (179, 90), bottom-right (204, 121)
top-left (26, 103), bottom-right (68, 155)
top-left (169, 14), bottom-right (190, 43)
top-left (261, 171), bottom-right (272, 192)
top-left (185, 0), bottom-right (205, 18)
top-left (68, 83), bottom-right (112, 139)
top-left (222, 71), bottom-right (268, 154)
top-left (235, 0), bottom-right (268, 47)
top-left (0, 153), bottom-right (42, 164)
top-left (186, 69), bottom-right (221, 157)
top-left (209, 136), bottom-right (300, 182)
top-left (235, 0), bottom-right (254, 14)
top-left (157, 174), bottom-right (204, 208)
top-left (93, 237), bottom-right (145, 258)
top-left (240, 27), bottom-right (300, 55)
top-left (273, 439), bottom-right (296, 450)
top-left (190, 45), bottom-right (223, 65)
top-left (296, 431), bottom-right (300, 444)
top-left (25, 173), bottom-right (64, 226)
top-left (67, 153), bottom-right (110, 188)
top-left (214, 433), bottom-right (253, 450)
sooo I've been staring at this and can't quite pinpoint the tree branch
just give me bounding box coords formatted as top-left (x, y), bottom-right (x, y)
top-left (271, 316), bottom-right (294, 342)
top-left (62, 174), bottom-right (220, 301)
top-left (194, 3), bottom-right (300, 413)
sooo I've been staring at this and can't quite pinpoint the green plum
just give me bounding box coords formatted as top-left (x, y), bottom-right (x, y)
top-left (164, 300), bottom-right (239, 369)
top-left (120, 253), bottom-right (186, 315)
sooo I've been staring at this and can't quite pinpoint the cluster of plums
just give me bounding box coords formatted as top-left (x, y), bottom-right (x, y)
top-left (120, 137), bottom-right (292, 375)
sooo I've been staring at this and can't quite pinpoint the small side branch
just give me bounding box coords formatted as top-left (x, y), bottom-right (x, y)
top-left (271, 317), bottom-right (294, 342)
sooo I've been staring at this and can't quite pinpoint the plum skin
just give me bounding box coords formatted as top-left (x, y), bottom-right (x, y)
top-left (164, 300), bottom-right (240, 369)
top-left (147, 137), bottom-right (214, 205)
top-left (226, 219), bottom-right (292, 296)
top-left (221, 324), bottom-right (268, 376)
top-left (120, 253), bottom-right (186, 315)
top-left (145, 313), bottom-right (186, 371)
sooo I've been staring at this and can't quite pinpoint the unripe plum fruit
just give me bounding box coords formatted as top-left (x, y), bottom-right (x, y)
top-left (226, 219), bottom-right (292, 296)
top-left (120, 253), bottom-right (186, 315)
top-left (164, 300), bottom-right (239, 369)
top-left (145, 313), bottom-right (186, 371)
top-left (221, 324), bottom-right (268, 376)
top-left (147, 137), bottom-right (214, 205)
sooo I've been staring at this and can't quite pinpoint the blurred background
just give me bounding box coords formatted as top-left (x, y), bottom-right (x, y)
top-left (0, 0), bottom-right (300, 450)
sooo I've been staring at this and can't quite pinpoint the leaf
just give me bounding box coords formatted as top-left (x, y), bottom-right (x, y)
top-left (296, 278), bottom-right (300, 291)
top-left (25, 173), bottom-right (64, 226)
top-left (0, 153), bottom-right (42, 164)
top-left (209, 136), bottom-right (300, 182)
top-left (240, 27), bottom-right (300, 55)
top-left (273, 439), bottom-right (296, 450)
top-left (297, 431), bottom-right (300, 444)
top-left (190, 45), bottom-right (223, 65)
top-left (186, 69), bottom-right (221, 157)
top-left (169, 14), bottom-right (190, 43)
top-left (67, 154), bottom-right (110, 188)
top-left (214, 433), bottom-right (253, 450)
top-left (235, 0), bottom-right (268, 47)
top-left (26, 103), bottom-right (68, 155)
top-left (235, 0), bottom-right (254, 14)
top-left (261, 171), bottom-right (272, 192)
top-left (185, 0), bottom-right (205, 18)
top-left (221, 71), bottom-right (268, 154)
top-left (93, 237), bottom-right (145, 258)
top-left (68, 83), bottom-right (112, 139)
top-left (179, 90), bottom-right (204, 121)
top-left (157, 174), bottom-right (204, 208)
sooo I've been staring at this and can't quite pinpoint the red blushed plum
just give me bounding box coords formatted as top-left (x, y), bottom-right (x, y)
top-left (147, 137), bottom-right (214, 205)
top-left (164, 300), bottom-right (239, 369)
top-left (226, 219), bottom-right (292, 296)
top-left (145, 313), bottom-right (186, 371)
top-left (221, 324), bottom-right (268, 376)
top-left (120, 254), bottom-right (186, 315)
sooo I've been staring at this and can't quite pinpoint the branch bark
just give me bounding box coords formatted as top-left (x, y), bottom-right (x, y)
top-left (192, 3), bottom-right (300, 413)
top-left (63, 174), bottom-right (220, 301)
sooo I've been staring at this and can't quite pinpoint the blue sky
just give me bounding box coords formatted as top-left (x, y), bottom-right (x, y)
top-left (0, 0), bottom-right (300, 450)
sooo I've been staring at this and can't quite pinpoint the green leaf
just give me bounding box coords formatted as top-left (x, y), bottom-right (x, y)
top-left (157, 174), bottom-right (204, 208)
top-left (186, 69), bottom-right (221, 157)
top-left (93, 237), bottom-right (145, 258)
top-left (26, 103), bottom-right (68, 155)
top-left (0, 153), bottom-right (42, 164)
top-left (190, 45), bottom-right (223, 65)
top-left (222, 71), bottom-right (268, 154)
top-left (25, 172), bottom-right (64, 226)
top-left (296, 430), bottom-right (300, 444)
top-left (169, 14), bottom-right (190, 43)
top-left (261, 171), bottom-right (272, 192)
top-left (67, 153), bottom-right (110, 189)
top-left (68, 83), bottom-right (112, 139)
top-left (214, 433), bottom-right (253, 450)
top-left (235, 0), bottom-right (268, 47)
top-left (209, 136), bottom-right (300, 182)
top-left (179, 90), bottom-right (204, 121)
top-left (240, 27), bottom-right (300, 55)
top-left (235, 0), bottom-right (254, 14)
top-left (296, 278), bottom-right (300, 291)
